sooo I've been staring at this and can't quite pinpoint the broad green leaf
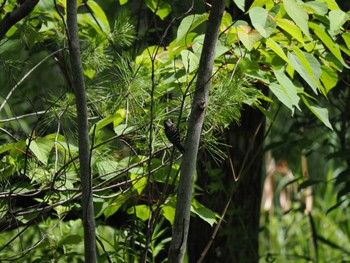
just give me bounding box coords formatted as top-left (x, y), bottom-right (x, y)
top-left (86, 0), bottom-right (110, 32)
top-left (96, 160), bottom-right (118, 180)
top-left (250, 7), bottom-right (276, 37)
top-left (284, 0), bottom-right (310, 39)
top-left (0, 142), bottom-right (16, 155)
top-left (28, 137), bottom-right (54, 165)
top-left (266, 38), bottom-right (290, 64)
top-left (145, 0), bottom-right (172, 20)
top-left (162, 204), bottom-right (175, 225)
top-left (329, 10), bottom-right (349, 36)
top-left (276, 18), bottom-right (304, 44)
top-left (301, 97), bottom-right (333, 130)
top-left (119, 0), bottom-right (128, 5)
top-left (288, 48), bottom-right (321, 94)
top-left (176, 14), bottom-right (209, 42)
top-left (191, 201), bottom-right (217, 226)
top-left (104, 197), bottom-right (125, 219)
top-left (249, 0), bottom-right (272, 10)
top-left (58, 235), bottom-right (82, 246)
top-left (180, 50), bottom-right (199, 73)
top-left (302, 1), bottom-right (328, 15)
top-left (94, 199), bottom-right (109, 218)
top-left (90, 109), bottom-right (126, 134)
top-left (320, 65), bottom-right (338, 94)
top-left (233, 0), bottom-right (245, 12)
top-left (309, 22), bottom-right (347, 68)
top-left (342, 33), bottom-right (350, 50)
top-left (271, 68), bottom-right (301, 114)
top-left (114, 124), bottom-right (134, 135)
top-left (130, 173), bottom-right (147, 195)
top-left (318, 0), bottom-right (339, 10)
top-left (127, 205), bottom-right (150, 221)
top-left (237, 26), bottom-right (261, 51)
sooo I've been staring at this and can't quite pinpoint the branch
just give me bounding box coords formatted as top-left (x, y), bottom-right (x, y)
top-left (0, 0), bottom-right (40, 41)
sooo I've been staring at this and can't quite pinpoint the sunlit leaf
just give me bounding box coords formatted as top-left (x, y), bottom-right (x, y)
top-left (28, 137), bottom-right (54, 165)
top-left (276, 18), bottom-right (304, 44)
top-left (162, 204), bottom-right (175, 225)
top-left (250, 7), bottom-right (276, 37)
top-left (271, 68), bottom-right (301, 114)
top-left (237, 26), bottom-right (261, 51)
top-left (309, 22), bottom-right (348, 68)
top-left (145, 0), bottom-right (172, 20)
top-left (284, 0), bottom-right (310, 38)
top-left (127, 205), bottom-right (150, 221)
top-left (288, 48), bottom-right (321, 94)
top-left (86, 0), bottom-right (110, 32)
top-left (301, 96), bottom-right (333, 130)
top-left (329, 10), bottom-right (349, 36)
top-left (176, 13), bottom-right (209, 42)
top-left (266, 38), bottom-right (290, 64)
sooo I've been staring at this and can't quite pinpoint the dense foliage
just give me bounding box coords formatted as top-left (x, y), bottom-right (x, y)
top-left (0, 0), bottom-right (349, 261)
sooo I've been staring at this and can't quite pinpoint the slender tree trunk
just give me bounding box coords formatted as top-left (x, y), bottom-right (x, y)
top-left (66, 1), bottom-right (97, 262)
top-left (167, 1), bottom-right (226, 262)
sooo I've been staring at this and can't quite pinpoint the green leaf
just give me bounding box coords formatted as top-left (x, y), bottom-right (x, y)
top-left (265, 38), bottom-right (290, 64)
top-left (342, 32), bottom-right (350, 50)
top-left (119, 0), bottom-right (128, 5)
top-left (162, 204), bottom-right (175, 225)
top-left (114, 124), bottom-right (134, 135)
top-left (301, 96), bottom-right (333, 130)
top-left (277, 18), bottom-right (304, 44)
top-left (309, 22), bottom-right (347, 68)
top-left (58, 235), bottom-right (82, 246)
top-left (127, 205), bottom-right (150, 221)
top-left (318, 0), bottom-right (339, 10)
top-left (271, 68), bottom-right (301, 114)
top-left (96, 160), bottom-right (119, 180)
top-left (28, 137), bottom-right (54, 165)
top-left (90, 109), bottom-right (126, 134)
top-left (320, 65), bottom-right (338, 94)
top-left (191, 201), bottom-right (217, 226)
top-left (288, 48), bottom-right (321, 94)
top-left (145, 0), bottom-right (172, 20)
top-left (103, 197), bottom-right (125, 219)
top-left (176, 14), bottom-right (209, 42)
top-left (298, 179), bottom-right (322, 191)
top-left (329, 10), bottom-right (349, 36)
top-left (302, 1), bottom-right (328, 15)
top-left (249, 0), bottom-right (271, 10)
top-left (180, 50), bottom-right (199, 73)
top-left (284, 0), bottom-right (310, 39)
top-left (86, 1), bottom-right (110, 32)
top-left (130, 173), bottom-right (147, 195)
top-left (233, 0), bottom-right (245, 12)
top-left (250, 7), bottom-right (276, 37)
top-left (237, 26), bottom-right (261, 51)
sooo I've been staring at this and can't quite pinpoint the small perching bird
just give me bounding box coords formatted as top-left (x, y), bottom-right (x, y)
top-left (164, 119), bottom-right (185, 153)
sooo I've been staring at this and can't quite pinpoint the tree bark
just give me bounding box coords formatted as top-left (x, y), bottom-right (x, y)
top-left (188, 106), bottom-right (265, 263)
top-left (167, 1), bottom-right (226, 262)
top-left (66, 1), bottom-right (97, 262)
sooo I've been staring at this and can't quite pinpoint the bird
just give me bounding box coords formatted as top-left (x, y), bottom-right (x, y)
top-left (164, 119), bottom-right (185, 153)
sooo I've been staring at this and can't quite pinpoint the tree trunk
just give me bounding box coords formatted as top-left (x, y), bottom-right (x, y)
top-left (167, 1), bottom-right (226, 262)
top-left (67, 1), bottom-right (97, 262)
top-left (188, 106), bottom-right (265, 263)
